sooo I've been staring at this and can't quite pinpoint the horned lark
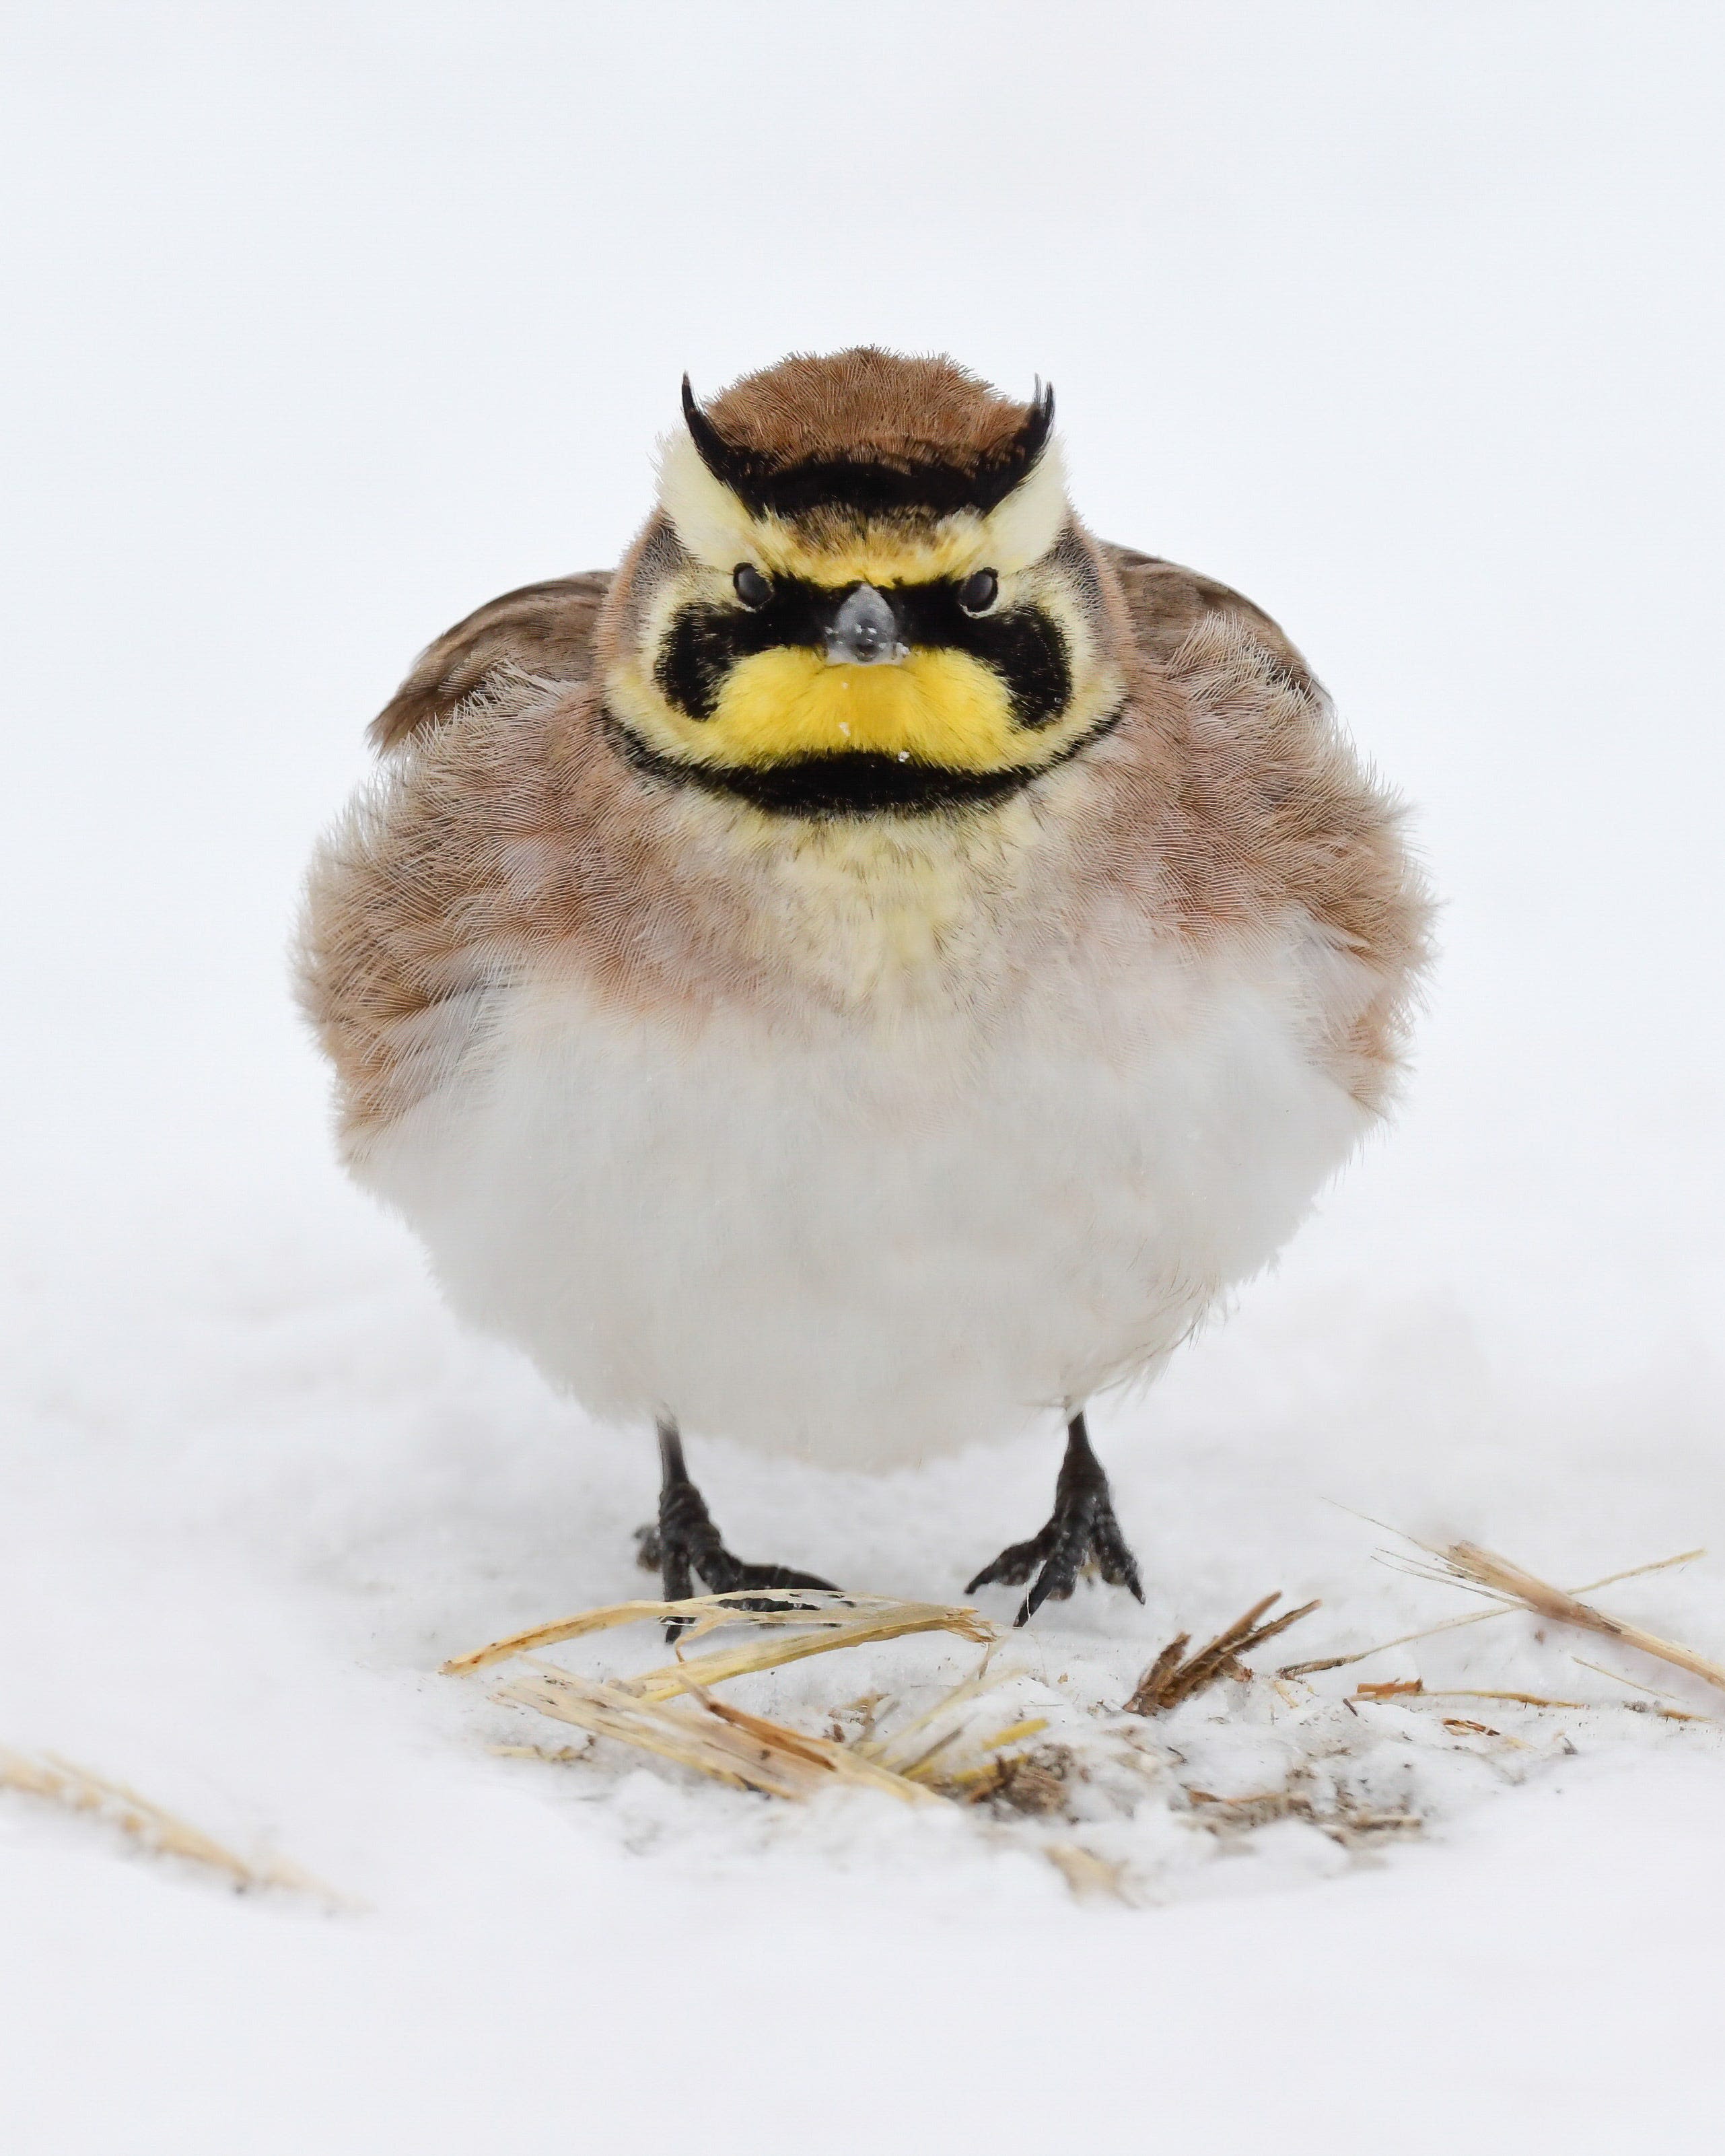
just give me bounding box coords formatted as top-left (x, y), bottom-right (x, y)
top-left (300, 349), bottom-right (1430, 1624)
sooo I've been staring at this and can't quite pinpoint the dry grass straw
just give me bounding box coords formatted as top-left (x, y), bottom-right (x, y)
top-left (1568, 1658), bottom-right (1712, 1722)
top-left (1380, 1539), bottom-right (1725, 1697)
top-left (1186, 1783), bottom-right (1421, 1837)
top-left (853, 1649), bottom-right (1006, 1774)
top-left (495, 1663), bottom-right (944, 1803)
top-left (446, 1589), bottom-right (993, 1696)
top-left (452, 1590), bottom-right (1001, 1806)
top-left (1124, 1591), bottom-right (1319, 1713)
top-left (1353, 1678), bottom-right (1594, 1708)
top-left (1280, 1547), bottom-right (1702, 1679)
top-left (1346, 1675), bottom-right (1707, 1728)
top-left (0, 1745), bottom-right (349, 1904)
top-left (1044, 1842), bottom-right (1129, 1900)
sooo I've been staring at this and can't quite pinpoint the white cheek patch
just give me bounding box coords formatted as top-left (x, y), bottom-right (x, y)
top-left (654, 432), bottom-right (760, 570)
top-left (979, 442), bottom-right (1069, 573)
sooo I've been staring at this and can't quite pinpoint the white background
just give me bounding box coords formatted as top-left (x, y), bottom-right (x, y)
top-left (2, 6), bottom-right (1722, 2151)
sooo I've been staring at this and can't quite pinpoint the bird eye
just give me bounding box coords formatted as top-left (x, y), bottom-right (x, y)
top-left (958, 568), bottom-right (999, 615)
top-left (733, 563), bottom-right (771, 609)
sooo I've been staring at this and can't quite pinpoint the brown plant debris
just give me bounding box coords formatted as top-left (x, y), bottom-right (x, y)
top-left (1185, 1782), bottom-right (1421, 1846)
top-left (956, 1743), bottom-right (1076, 1815)
top-left (495, 1663), bottom-right (944, 1805)
top-left (851, 1655), bottom-right (1008, 1778)
top-left (1044, 1842), bottom-right (1129, 1901)
top-left (1280, 1548), bottom-right (1703, 1679)
top-left (489, 1742), bottom-right (591, 1764)
top-left (1398, 1541), bottom-right (1725, 1698)
top-left (1354, 1682), bottom-right (1595, 1709)
top-left (1570, 1658), bottom-right (1713, 1722)
top-left (460, 1593), bottom-right (1012, 1805)
top-left (445, 1589), bottom-right (995, 1690)
top-left (1125, 1592), bottom-right (1320, 1713)
top-left (462, 1591), bottom-right (1066, 1812)
top-left (0, 1745), bottom-right (350, 1904)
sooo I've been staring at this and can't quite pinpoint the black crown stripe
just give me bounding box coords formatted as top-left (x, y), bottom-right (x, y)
top-left (680, 378), bottom-right (1055, 520)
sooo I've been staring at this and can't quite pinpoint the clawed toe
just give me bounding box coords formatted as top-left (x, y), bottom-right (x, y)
top-left (964, 1532), bottom-right (1052, 1595)
top-left (693, 1553), bottom-right (837, 1598)
top-left (1010, 1504), bottom-right (1144, 1626)
top-left (647, 1422), bottom-right (835, 1636)
top-left (1091, 1510), bottom-right (1145, 1599)
top-left (657, 1547), bottom-right (835, 1637)
top-left (964, 1414), bottom-right (1146, 1627)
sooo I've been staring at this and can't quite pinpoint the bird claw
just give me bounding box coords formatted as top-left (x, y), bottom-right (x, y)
top-left (636, 1490), bottom-right (834, 1639)
top-left (965, 1420), bottom-right (1145, 1626)
top-left (964, 1529), bottom-right (1055, 1593)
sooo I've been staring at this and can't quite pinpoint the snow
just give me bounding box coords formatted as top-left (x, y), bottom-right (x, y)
top-left (3, 3), bottom-right (1724, 2149)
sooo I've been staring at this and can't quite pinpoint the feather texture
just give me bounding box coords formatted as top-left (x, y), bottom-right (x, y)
top-left (299, 353), bottom-right (1432, 1463)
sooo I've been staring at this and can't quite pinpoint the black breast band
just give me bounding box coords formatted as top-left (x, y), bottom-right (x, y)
top-left (602, 703), bottom-right (1122, 819)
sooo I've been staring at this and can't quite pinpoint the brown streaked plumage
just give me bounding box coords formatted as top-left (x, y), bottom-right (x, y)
top-left (310, 558), bottom-right (1420, 1126)
top-left (298, 347), bottom-right (1432, 1622)
top-left (369, 571), bottom-right (609, 751)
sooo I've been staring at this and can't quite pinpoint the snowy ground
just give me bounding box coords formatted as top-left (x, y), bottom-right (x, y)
top-left (3, 5), bottom-right (1724, 2151)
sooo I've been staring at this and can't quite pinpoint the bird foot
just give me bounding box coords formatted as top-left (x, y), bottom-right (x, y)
top-left (635, 1477), bottom-right (833, 1638)
top-left (965, 1419), bottom-right (1145, 1626)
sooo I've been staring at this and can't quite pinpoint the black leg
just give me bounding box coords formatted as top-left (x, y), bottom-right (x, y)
top-left (634, 1420), bottom-right (836, 1634)
top-left (964, 1410), bottom-right (1145, 1627)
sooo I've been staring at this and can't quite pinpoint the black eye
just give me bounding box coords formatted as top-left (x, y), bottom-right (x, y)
top-left (958, 568), bottom-right (999, 615)
top-left (733, 563), bottom-right (771, 609)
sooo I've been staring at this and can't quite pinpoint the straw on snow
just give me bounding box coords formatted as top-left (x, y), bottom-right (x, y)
top-left (495, 1663), bottom-right (944, 1804)
top-left (445, 1589), bottom-right (995, 1687)
top-left (1414, 1541), bottom-right (1725, 1696)
top-left (0, 1745), bottom-right (349, 1904)
top-left (1568, 1659), bottom-right (1713, 1721)
top-left (450, 1590), bottom-right (1005, 1805)
top-left (1124, 1592), bottom-right (1320, 1713)
top-left (1280, 1546), bottom-right (1703, 1679)
top-left (1353, 1679), bottom-right (1595, 1708)
top-left (1351, 1675), bottom-right (1707, 1722)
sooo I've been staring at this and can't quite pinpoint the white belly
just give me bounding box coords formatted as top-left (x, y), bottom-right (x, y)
top-left (355, 930), bottom-right (1367, 1469)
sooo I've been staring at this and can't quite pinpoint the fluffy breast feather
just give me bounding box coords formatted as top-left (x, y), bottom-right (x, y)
top-left (296, 556), bottom-right (1430, 1458)
top-left (351, 913), bottom-right (1374, 1464)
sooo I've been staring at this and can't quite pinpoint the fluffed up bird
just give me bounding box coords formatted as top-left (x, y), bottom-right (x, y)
top-left (298, 349), bottom-right (1431, 1625)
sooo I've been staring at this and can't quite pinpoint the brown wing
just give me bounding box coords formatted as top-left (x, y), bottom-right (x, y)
top-left (369, 572), bottom-right (611, 751)
top-left (1101, 547), bottom-right (1431, 1111)
top-left (1103, 546), bottom-right (1318, 698)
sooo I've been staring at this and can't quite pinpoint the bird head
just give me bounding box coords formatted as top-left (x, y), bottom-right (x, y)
top-left (600, 349), bottom-right (1128, 815)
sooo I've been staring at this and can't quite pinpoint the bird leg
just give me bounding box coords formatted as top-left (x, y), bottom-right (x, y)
top-left (964, 1411), bottom-right (1145, 1626)
top-left (635, 1420), bottom-right (835, 1634)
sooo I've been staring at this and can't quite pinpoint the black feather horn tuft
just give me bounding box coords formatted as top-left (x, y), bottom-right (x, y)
top-left (681, 376), bottom-right (759, 493)
top-left (968, 380), bottom-right (1055, 512)
top-left (676, 372), bottom-right (1056, 519)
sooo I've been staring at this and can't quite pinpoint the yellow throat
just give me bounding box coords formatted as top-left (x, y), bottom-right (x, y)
top-left (699, 645), bottom-right (1022, 770)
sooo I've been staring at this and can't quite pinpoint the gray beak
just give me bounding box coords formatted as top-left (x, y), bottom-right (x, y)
top-left (824, 584), bottom-right (907, 666)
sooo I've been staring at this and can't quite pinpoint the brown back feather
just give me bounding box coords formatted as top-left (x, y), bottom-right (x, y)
top-left (1105, 547), bottom-right (1317, 696)
top-left (369, 572), bottom-right (610, 750)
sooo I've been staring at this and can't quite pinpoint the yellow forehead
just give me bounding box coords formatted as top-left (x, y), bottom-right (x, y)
top-left (654, 427), bottom-right (1071, 584)
top-left (748, 522), bottom-right (978, 587)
